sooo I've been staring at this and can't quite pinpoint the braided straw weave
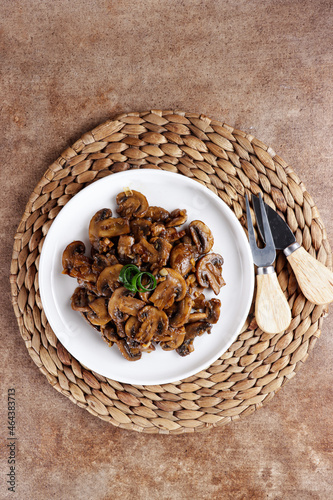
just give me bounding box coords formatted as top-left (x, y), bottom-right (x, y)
top-left (10, 110), bottom-right (332, 434)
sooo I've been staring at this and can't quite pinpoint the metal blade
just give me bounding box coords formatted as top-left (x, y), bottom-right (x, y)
top-left (245, 194), bottom-right (276, 267)
top-left (252, 196), bottom-right (296, 250)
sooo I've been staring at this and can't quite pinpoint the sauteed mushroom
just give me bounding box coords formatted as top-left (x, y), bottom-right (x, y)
top-left (169, 243), bottom-right (197, 276)
top-left (187, 311), bottom-right (207, 322)
top-left (176, 321), bottom-right (212, 357)
top-left (129, 219), bottom-right (152, 242)
top-left (150, 222), bottom-right (166, 238)
top-left (107, 287), bottom-right (131, 324)
top-left (108, 286), bottom-right (145, 319)
top-left (101, 323), bottom-right (118, 346)
top-left (124, 316), bottom-right (141, 339)
top-left (96, 217), bottom-right (130, 239)
top-left (71, 287), bottom-right (93, 312)
top-left (146, 206), bottom-right (170, 223)
top-left (186, 298), bottom-right (221, 324)
top-left (136, 306), bottom-right (169, 345)
top-left (206, 298), bottom-right (221, 324)
top-left (62, 241), bottom-right (95, 282)
top-left (164, 227), bottom-right (186, 243)
top-left (92, 252), bottom-right (118, 274)
top-left (166, 209), bottom-right (187, 227)
top-left (96, 264), bottom-right (123, 296)
top-left (160, 326), bottom-right (186, 350)
top-left (189, 220), bottom-right (214, 254)
top-left (169, 294), bottom-right (193, 327)
top-left (116, 190), bottom-right (149, 218)
top-left (150, 237), bottom-right (172, 268)
top-left (196, 253), bottom-right (225, 295)
top-left (117, 338), bottom-right (142, 361)
top-left (150, 268), bottom-right (187, 310)
top-left (62, 241), bottom-right (85, 273)
top-left (132, 237), bottom-right (172, 269)
top-left (118, 235), bottom-right (135, 262)
top-left (86, 297), bottom-right (111, 326)
top-left (88, 209), bottom-right (113, 250)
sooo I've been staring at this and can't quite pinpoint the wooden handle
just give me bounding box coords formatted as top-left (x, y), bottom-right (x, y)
top-left (255, 271), bottom-right (291, 334)
top-left (286, 246), bottom-right (333, 305)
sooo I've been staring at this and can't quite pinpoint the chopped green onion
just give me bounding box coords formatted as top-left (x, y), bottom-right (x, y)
top-left (119, 264), bottom-right (157, 293)
top-left (133, 272), bottom-right (157, 292)
top-left (119, 264), bottom-right (140, 288)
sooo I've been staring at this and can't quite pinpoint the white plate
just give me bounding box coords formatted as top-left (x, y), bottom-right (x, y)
top-left (39, 170), bottom-right (254, 385)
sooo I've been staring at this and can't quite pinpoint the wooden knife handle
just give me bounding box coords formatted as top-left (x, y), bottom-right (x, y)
top-left (286, 246), bottom-right (333, 305)
top-left (255, 270), bottom-right (291, 334)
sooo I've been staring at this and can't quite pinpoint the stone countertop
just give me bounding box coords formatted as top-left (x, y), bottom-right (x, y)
top-left (1, 1), bottom-right (332, 499)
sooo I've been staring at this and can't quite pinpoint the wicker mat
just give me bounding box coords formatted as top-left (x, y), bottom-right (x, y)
top-left (10, 110), bottom-right (332, 434)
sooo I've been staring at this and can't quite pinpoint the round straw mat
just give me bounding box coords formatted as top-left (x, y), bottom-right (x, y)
top-left (10, 110), bottom-right (332, 434)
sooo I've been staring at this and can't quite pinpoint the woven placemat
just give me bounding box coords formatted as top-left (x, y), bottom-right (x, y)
top-left (10, 110), bottom-right (332, 434)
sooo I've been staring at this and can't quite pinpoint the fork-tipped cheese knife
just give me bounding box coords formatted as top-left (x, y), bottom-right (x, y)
top-left (245, 194), bottom-right (291, 334)
top-left (252, 195), bottom-right (333, 305)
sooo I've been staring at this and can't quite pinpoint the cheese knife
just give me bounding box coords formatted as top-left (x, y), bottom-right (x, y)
top-left (245, 194), bottom-right (291, 334)
top-left (252, 195), bottom-right (333, 305)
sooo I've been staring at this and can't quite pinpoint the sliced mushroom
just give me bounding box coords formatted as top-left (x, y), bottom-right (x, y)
top-left (62, 241), bottom-right (85, 272)
top-left (107, 287), bottom-right (131, 324)
top-left (206, 298), bottom-right (221, 324)
top-left (196, 253), bottom-right (225, 295)
top-left (136, 306), bottom-right (169, 345)
top-left (132, 237), bottom-right (172, 269)
top-left (124, 316), bottom-right (141, 339)
top-left (189, 220), bottom-right (214, 254)
top-left (192, 292), bottom-right (206, 310)
top-left (176, 321), bottom-right (212, 357)
top-left (95, 217), bottom-right (130, 239)
top-left (138, 290), bottom-right (152, 303)
top-left (181, 234), bottom-right (193, 245)
top-left (160, 326), bottom-right (186, 350)
top-left (169, 243), bottom-right (197, 276)
top-left (150, 268), bottom-right (187, 310)
top-left (107, 286), bottom-right (144, 338)
top-left (92, 252), bottom-right (119, 274)
top-left (116, 190), bottom-right (149, 218)
top-left (170, 294), bottom-right (193, 327)
top-left (150, 237), bottom-right (172, 268)
top-left (100, 323), bottom-right (118, 346)
top-left (62, 241), bottom-right (96, 282)
top-left (116, 338), bottom-right (142, 361)
top-left (146, 206), bottom-right (170, 223)
top-left (140, 342), bottom-right (156, 353)
top-left (88, 209), bottom-right (113, 250)
top-left (187, 311), bottom-right (207, 323)
top-left (86, 297), bottom-right (111, 326)
top-left (132, 237), bottom-right (158, 265)
top-left (118, 235), bottom-right (135, 262)
top-left (119, 294), bottom-right (145, 316)
top-left (166, 209), bottom-right (187, 227)
top-left (150, 222), bottom-right (166, 238)
top-left (162, 227), bottom-right (186, 243)
top-left (96, 264), bottom-right (123, 297)
top-left (71, 287), bottom-right (95, 312)
top-left (130, 218), bottom-right (152, 242)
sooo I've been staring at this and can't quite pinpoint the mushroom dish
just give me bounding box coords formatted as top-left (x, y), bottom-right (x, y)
top-left (62, 189), bottom-right (226, 361)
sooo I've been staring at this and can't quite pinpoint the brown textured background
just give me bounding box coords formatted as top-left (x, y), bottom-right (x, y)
top-left (1, 1), bottom-right (333, 499)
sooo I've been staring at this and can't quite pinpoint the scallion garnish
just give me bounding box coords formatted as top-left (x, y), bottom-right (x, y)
top-left (133, 271), bottom-right (157, 292)
top-left (119, 264), bottom-right (157, 293)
